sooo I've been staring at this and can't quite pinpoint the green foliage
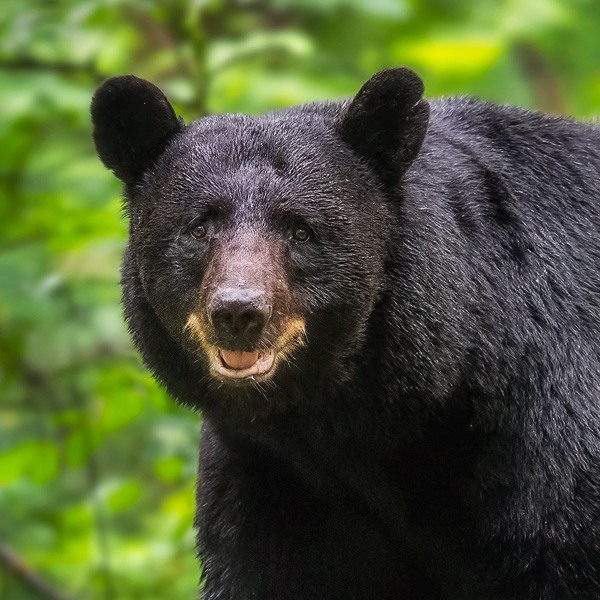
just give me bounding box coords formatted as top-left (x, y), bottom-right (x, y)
top-left (1, 0), bottom-right (600, 598)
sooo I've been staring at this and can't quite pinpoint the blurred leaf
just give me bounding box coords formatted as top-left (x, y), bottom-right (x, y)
top-left (154, 457), bottom-right (185, 483)
top-left (395, 36), bottom-right (503, 75)
top-left (0, 441), bottom-right (59, 484)
top-left (107, 481), bottom-right (142, 512)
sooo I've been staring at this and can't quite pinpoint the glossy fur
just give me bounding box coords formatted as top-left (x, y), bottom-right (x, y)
top-left (92, 68), bottom-right (600, 599)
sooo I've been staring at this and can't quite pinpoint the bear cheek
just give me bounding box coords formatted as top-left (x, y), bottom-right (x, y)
top-left (136, 254), bottom-right (199, 344)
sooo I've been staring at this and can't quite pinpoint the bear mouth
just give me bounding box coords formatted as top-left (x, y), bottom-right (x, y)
top-left (212, 348), bottom-right (276, 381)
top-left (185, 313), bottom-right (306, 385)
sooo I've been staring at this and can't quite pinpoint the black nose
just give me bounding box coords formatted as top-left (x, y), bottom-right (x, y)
top-left (208, 288), bottom-right (271, 349)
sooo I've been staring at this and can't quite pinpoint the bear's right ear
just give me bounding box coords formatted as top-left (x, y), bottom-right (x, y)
top-left (336, 68), bottom-right (429, 187)
top-left (91, 75), bottom-right (183, 185)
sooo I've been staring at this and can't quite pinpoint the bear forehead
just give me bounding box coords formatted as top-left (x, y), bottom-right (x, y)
top-left (151, 112), bottom-right (357, 202)
top-left (181, 111), bottom-right (340, 166)
top-left (142, 108), bottom-right (381, 219)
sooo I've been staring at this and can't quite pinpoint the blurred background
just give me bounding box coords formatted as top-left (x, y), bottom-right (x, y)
top-left (2, 0), bottom-right (600, 598)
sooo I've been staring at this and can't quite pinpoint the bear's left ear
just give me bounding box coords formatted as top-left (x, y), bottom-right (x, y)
top-left (336, 68), bottom-right (429, 187)
top-left (91, 75), bottom-right (184, 185)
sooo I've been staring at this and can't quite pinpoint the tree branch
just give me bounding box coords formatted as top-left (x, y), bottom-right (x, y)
top-left (0, 542), bottom-right (74, 600)
top-left (0, 57), bottom-right (107, 82)
top-left (515, 42), bottom-right (567, 115)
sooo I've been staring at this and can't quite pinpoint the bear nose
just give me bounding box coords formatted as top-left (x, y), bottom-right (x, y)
top-left (208, 288), bottom-right (272, 349)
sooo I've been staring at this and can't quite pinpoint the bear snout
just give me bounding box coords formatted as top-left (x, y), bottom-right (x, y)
top-left (208, 287), bottom-right (272, 350)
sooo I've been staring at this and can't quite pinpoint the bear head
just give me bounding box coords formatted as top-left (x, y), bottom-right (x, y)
top-left (91, 69), bottom-right (429, 415)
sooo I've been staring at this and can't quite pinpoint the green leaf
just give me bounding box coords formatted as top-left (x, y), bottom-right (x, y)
top-left (0, 441), bottom-right (59, 484)
top-left (107, 481), bottom-right (142, 512)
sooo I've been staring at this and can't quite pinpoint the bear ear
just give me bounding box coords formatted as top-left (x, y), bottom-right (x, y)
top-left (336, 68), bottom-right (430, 187)
top-left (91, 75), bottom-right (184, 184)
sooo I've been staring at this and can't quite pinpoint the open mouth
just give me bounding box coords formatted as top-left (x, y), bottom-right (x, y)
top-left (185, 312), bottom-right (306, 384)
top-left (212, 348), bottom-right (276, 381)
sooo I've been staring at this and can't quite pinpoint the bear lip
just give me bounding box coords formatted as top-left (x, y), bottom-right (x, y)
top-left (213, 348), bottom-right (276, 381)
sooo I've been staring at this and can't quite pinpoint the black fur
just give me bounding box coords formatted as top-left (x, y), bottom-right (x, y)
top-left (92, 68), bottom-right (600, 599)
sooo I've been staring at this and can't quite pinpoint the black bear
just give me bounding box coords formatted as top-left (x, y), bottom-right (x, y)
top-left (91, 68), bottom-right (600, 599)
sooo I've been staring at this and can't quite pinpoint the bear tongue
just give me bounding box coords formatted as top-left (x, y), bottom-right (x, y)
top-left (220, 350), bottom-right (260, 370)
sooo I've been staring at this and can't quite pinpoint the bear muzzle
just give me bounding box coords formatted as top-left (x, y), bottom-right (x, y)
top-left (206, 287), bottom-right (276, 379)
top-left (183, 235), bottom-right (306, 384)
top-left (208, 287), bottom-right (273, 350)
top-left (185, 306), bottom-right (306, 385)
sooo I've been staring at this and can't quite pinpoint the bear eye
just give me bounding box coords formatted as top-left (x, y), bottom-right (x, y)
top-left (189, 222), bottom-right (207, 239)
top-left (291, 225), bottom-right (311, 243)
